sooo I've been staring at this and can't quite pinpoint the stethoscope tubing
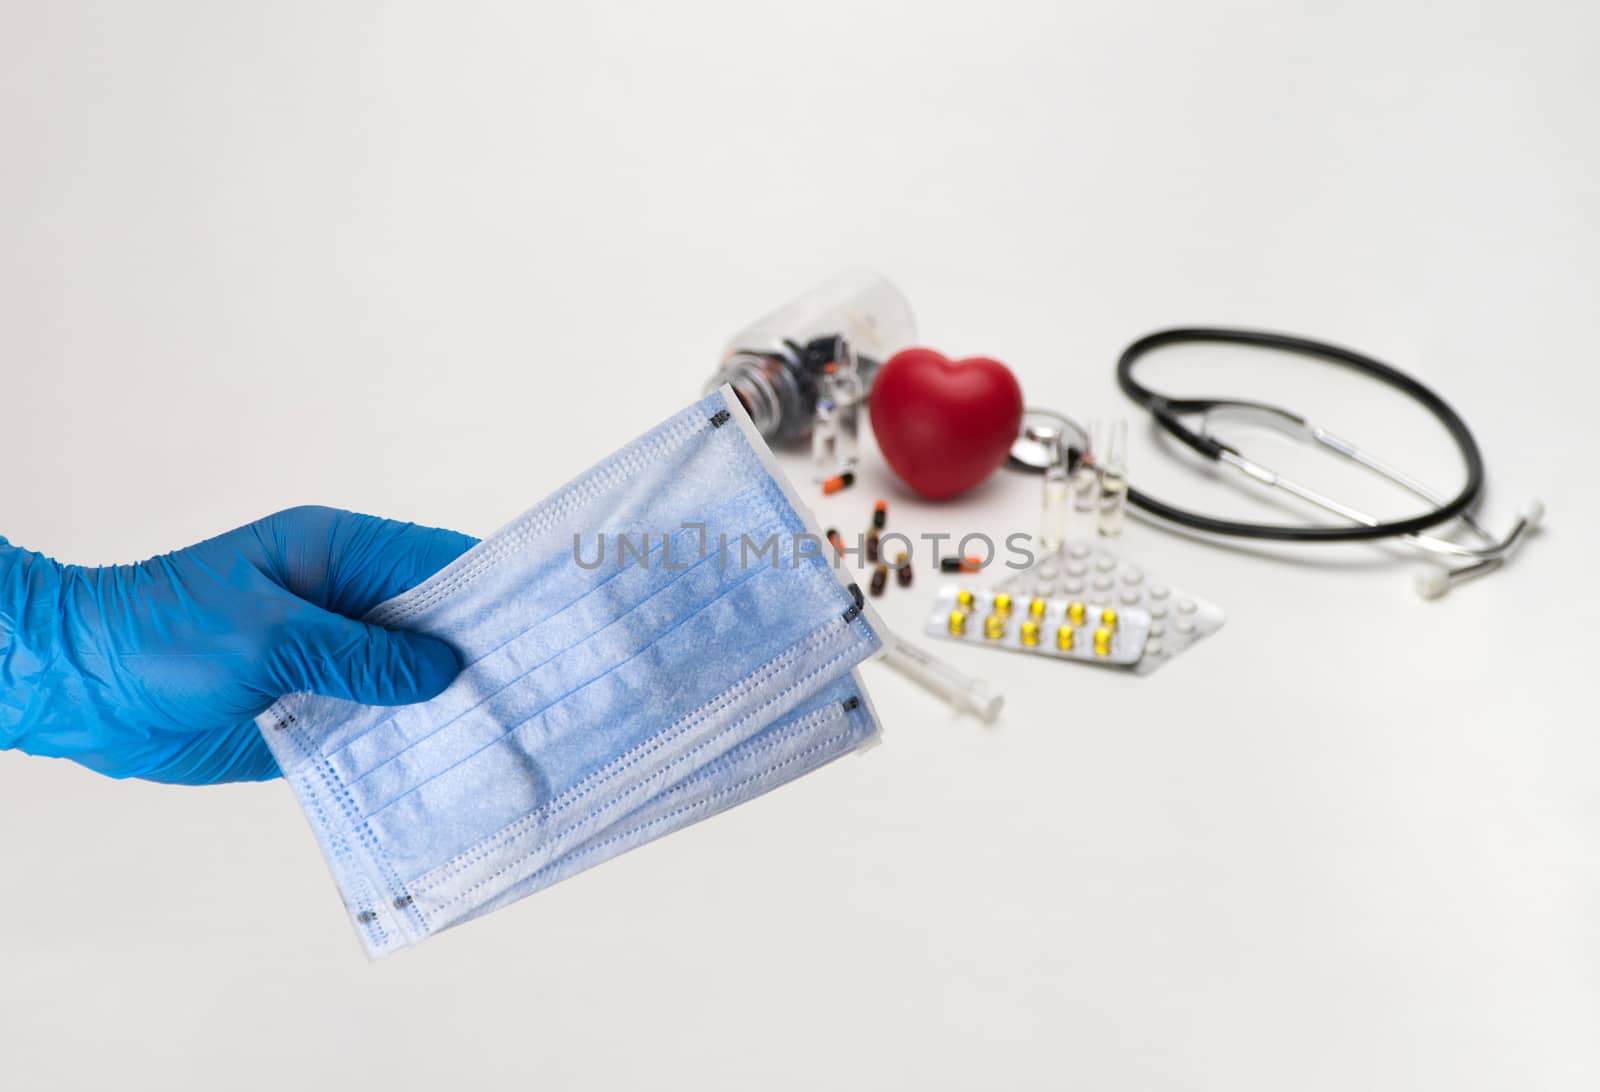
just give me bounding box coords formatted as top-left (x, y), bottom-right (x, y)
top-left (1115, 327), bottom-right (1487, 543)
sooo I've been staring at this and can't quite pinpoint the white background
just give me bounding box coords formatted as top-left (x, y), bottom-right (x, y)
top-left (2, 3), bottom-right (1596, 1089)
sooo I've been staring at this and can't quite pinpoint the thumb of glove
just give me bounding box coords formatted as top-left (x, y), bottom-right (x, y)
top-left (266, 606), bottom-right (463, 706)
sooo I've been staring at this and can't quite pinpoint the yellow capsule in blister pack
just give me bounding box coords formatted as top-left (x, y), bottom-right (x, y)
top-left (1101, 608), bottom-right (1119, 628)
top-left (984, 613), bottom-right (1006, 640)
top-left (1056, 625), bottom-right (1075, 651)
top-left (993, 593), bottom-right (1013, 616)
top-left (1093, 626), bottom-right (1113, 656)
top-left (1067, 601), bottom-right (1086, 626)
top-left (948, 609), bottom-right (968, 636)
top-left (1028, 597), bottom-right (1047, 619)
top-left (1020, 620), bottom-right (1040, 646)
top-left (956, 588), bottom-right (975, 610)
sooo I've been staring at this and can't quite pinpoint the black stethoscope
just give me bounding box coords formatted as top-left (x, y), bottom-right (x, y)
top-left (1013, 328), bottom-right (1542, 598)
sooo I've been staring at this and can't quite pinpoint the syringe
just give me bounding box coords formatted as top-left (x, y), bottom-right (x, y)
top-left (879, 635), bottom-right (1004, 724)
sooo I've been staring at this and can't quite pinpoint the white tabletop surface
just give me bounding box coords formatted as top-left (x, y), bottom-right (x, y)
top-left (2, 4), bottom-right (1596, 1090)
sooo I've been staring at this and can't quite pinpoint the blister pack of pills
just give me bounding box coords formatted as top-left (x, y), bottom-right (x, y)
top-left (925, 586), bottom-right (1151, 666)
top-left (925, 541), bottom-right (1224, 674)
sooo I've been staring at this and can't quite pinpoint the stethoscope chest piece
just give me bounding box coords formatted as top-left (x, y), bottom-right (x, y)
top-left (1008, 408), bottom-right (1090, 474)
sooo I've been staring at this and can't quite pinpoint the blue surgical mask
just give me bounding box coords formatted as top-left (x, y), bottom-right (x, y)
top-left (460, 671), bottom-right (880, 927)
top-left (258, 390), bottom-right (884, 956)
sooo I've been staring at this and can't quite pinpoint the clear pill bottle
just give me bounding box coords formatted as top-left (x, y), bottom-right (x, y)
top-left (706, 268), bottom-right (917, 445)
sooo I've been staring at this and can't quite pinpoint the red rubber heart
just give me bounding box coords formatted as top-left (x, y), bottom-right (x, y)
top-left (869, 347), bottom-right (1024, 500)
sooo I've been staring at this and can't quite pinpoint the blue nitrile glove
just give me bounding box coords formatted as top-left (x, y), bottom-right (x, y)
top-left (0, 506), bottom-right (477, 785)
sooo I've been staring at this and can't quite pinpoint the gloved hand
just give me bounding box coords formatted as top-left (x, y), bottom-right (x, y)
top-left (0, 506), bottom-right (477, 785)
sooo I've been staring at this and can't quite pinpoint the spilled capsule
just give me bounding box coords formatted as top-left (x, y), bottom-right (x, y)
top-left (869, 564), bottom-right (888, 597)
top-left (822, 471), bottom-right (855, 496)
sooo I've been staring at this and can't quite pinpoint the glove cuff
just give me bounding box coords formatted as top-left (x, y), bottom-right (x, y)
top-left (0, 539), bottom-right (67, 751)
